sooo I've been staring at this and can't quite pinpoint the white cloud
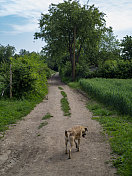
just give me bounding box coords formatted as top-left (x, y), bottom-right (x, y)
top-left (85, 0), bottom-right (132, 38)
top-left (0, 0), bottom-right (63, 18)
top-left (0, 0), bottom-right (63, 34)
top-left (0, 0), bottom-right (132, 37)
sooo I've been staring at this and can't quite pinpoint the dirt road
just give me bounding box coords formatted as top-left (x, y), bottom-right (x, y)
top-left (0, 74), bottom-right (116, 176)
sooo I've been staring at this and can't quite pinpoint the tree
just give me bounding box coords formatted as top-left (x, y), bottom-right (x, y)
top-left (19, 49), bottom-right (30, 56)
top-left (98, 27), bottom-right (120, 64)
top-left (0, 44), bottom-right (15, 63)
top-left (0, 44), bottom-right (15, 98)
top-left (120, 35), bottom-right (132, 60)
top-left (34, 0), bottom-right (106, 80)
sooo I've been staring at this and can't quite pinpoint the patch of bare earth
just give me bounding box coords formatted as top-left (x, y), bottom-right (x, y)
top-left (0, 74), bottom-right (116, 176)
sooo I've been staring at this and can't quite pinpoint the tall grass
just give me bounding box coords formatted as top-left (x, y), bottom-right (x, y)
top-left (79, 78), bottom-right (132, 117)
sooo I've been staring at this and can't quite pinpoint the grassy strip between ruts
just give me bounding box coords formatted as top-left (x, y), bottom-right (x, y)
top-left (68, 81), bottom-right (132, 176)
top-left (58, 87), bottom-right (71, 116)
top-left (42, 112), bottom-right (53, 120)
top-left (0, 97), bottom-right (44, 137)
top-left (38, 113), bottom-right (53, 130)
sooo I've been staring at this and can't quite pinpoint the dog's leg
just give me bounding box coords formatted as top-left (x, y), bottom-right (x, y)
top-left (77, 139), bottom-right (80, 152)
top-left (69, 145), bottom-right (73, 159)
top-left (69, 137), bottom-right (74, 159)
top-left (74, 139), bottom-right (78, 149)
top-left (65, 139), bottom-right (68, 154)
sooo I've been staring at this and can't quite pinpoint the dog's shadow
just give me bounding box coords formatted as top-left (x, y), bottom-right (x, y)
top-left (47, 149), bottom-right (78, 163)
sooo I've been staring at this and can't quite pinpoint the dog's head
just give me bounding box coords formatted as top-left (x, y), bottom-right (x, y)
top-left (82, 127), bottom-right (88, 138)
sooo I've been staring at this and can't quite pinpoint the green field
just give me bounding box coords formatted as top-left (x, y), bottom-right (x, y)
top-left (79, 78), bottom-right (132, 117)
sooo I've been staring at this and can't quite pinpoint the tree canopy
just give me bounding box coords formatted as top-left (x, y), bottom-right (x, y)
top-left (35, 0), bottom-right (107, 80)
top-left (120, 35), bottom-right (132, 60)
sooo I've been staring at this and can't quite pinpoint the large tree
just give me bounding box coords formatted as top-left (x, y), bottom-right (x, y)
top-left (0, 44), bottom-right (15, 63)
top-left (98, 27), bottom-right (120, 64)
top-left (35, 0), bottom-right (106, 80)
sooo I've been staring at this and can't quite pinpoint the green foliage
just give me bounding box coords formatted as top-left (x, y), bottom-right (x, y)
top-left (79, 78), bottom-right (132, 116)
top-left (0, 44), bottom-right (15, 63)
top-left (35, 0), bottom-right (107, 80)
top-left (0, 75), bottom-right (5, 95)
top-left (58, 87), bottom-right (63, 90)
top-left (61, 91), bottom-right (67, 98)
top-left (42, 113), bottom-right (53, 120)
top-left (60, 90), bottom-right (71, 116)
top-left (61, 97), bottom-right (71, 116)
top-left (75, 62), bottom-right (90, 79)
top-left (59, 61), bottom-right (72, 82)
top-left (96, 60), bottom-right (132, 79)
top-left (0, 61), bottom-right (11, 97)
top-left (98, 27), bottom-right (120, 64)
top-left (121, 35), bottom-right (132, 60)
top-left (68, 82), bottom-right (80, 89)
top-left (11, 53), bottom-right (48, 98)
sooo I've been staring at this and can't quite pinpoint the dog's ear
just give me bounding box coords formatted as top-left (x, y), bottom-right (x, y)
top-left (85, 127), bottom-right (88, 132)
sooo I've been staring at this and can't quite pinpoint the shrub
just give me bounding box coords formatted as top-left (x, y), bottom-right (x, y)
top-left (11, 53), bottom-right (48, 99)
top-left (96, 60), bottom-right (132, 79)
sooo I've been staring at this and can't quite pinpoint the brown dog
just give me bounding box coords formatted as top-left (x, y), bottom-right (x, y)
top-left (65, 125), bottom-right (88, 159)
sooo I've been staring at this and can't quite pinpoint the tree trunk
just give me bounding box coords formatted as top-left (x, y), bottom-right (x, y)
top-left (72, 26), bottom-right (76, 81)
top-left (76, 44), bottom-right (82, 63)
top-left (10, 63), bottom-right (12, 98)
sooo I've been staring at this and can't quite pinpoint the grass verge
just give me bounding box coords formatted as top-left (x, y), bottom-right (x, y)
top-left (58, 87), bottom-right (71, 116)
top-left (68, 81), bottom-right (132, 176)
top-left (0, 98), bottom-right (43, 134)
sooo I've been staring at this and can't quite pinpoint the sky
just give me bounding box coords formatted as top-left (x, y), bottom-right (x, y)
top-left (0, 0), bottom-right (132, 53)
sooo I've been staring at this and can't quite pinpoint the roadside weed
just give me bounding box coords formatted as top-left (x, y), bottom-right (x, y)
top-left (42, 113), bottom-right (53, 120)
top-left (38, 121), bottom-right (48, 129)
top-left (58, 87), bottom-right (63, 90)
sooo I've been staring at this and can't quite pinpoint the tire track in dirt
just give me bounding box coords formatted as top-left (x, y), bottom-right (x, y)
top-left (0, 74), bottom-right (116, 176)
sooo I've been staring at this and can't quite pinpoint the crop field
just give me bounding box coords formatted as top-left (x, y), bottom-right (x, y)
top-left (79, 78), bottom-right (132, 117)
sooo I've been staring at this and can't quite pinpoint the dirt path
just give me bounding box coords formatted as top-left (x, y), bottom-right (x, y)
top-left (0, 74), bottom-right (116, 176)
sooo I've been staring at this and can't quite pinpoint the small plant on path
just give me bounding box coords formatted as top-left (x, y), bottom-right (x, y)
top-left (38, 121), bottom-right (48, 129)
top-left (42, 113), bottom-right (53, 120)
top-left (58, 86), bottom-right (63, 90)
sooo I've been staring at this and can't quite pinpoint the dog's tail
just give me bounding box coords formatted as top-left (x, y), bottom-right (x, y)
top-left (65, 130), bottom-right (68, 137)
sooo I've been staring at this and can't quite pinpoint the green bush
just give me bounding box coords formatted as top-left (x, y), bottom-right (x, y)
top-left (59, 61), bottom-right (72, 82)
top-left (76, 62), bottom-right (90, 79)
top-left (96, 60), bottom-right (132, 79)
top-left (0, 75), bottom-right (5, 96)
top-left (11, 53), bottom-right (48, 99)
top-left (59, 61), bottom-right (90, 82)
